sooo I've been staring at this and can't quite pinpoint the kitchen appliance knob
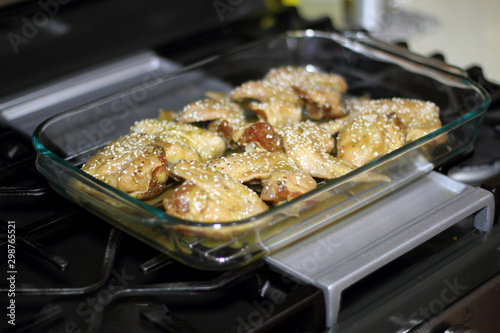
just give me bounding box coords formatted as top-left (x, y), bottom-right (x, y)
top-left (444, 324), bottom-right (479, 333)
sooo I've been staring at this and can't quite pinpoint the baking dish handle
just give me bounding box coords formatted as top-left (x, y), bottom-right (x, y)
top-left (344, 31), bottom-right (471, 79)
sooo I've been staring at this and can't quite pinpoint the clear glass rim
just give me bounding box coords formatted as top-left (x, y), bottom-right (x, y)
top-left (31, 29), bottom-right (491, 229)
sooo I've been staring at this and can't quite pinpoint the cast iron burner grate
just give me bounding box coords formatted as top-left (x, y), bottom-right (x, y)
top-left (0, 125), bottom-right (50, 198)
top-left (1, 220), bottom-right (325, 333)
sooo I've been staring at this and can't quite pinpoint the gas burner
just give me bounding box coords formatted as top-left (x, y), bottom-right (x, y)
top-left (447, 67), bottom-right (500, 185)
top-left (2, 221), bottom-right (325, 333)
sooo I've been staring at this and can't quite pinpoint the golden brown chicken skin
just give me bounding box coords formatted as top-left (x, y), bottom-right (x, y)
top-left (177, 97), bottom-right (246, 126)
top-left (264, 66), bottom-right (348, 120)
top-left (246, 101), bottom-right (302, 128)
top-left (343, 98), bottom-right (442, 143)
top-left (337, 111), bottom-right (407, 167)
top-left (163, 160), bottom-right (268, 222)
top-left (130, 119), bottom-right (227, 162)
top-left (207, 151), bottom-right (298, 183)
top-left (280, 121), bottom-right (354, 179)
top-left (81, 133), bottom-right (169, 199)
top-left (231, 122), bottom-right (284, 153)
top-left (230, 80), bottom-right (303, 105)
top-left (260, 170), bottom-right (317, 204)
top-left (207, 151), bottom-right (317, 204)
top-left (338, 98), bottom-right (442, 167)
top-left (81, 119), bottom-right (226, 200)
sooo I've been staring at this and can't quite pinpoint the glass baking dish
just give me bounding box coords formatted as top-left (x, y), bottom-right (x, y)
top-left (32, 30), bottom-right (490, 270)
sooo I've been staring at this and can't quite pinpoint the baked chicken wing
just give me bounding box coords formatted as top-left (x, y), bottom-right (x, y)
top-left (207, 151), bottom-right (300, 183)
top-left (246, 101), bottom-right (302, 128)
top-left (260, 170), bottom-right (317, 204)
top-left (207, 151), bottom-right (317, 204)
top-left (177, 97), bottom-right (246, 126)
top-left (163, 160), bottom-right (268, 222)
top-left (280, 121), bottom-right (353, 179)
top-left (130, 119), bottom-right (226, 162)
top-left (344, 98), bottom-right (442, 143)
top-left (337, 111), bottom-right (407, 167)
top-left (230, 80), bottom-right (303, 105)
top-left (81, 133), bottom-right (169, 199)
top-left (264, 66), bottom-right (348, 120)
top-left (231, 122), bottom-right (284, 153)
top-left (338, 98), bottom-right (442, 167)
